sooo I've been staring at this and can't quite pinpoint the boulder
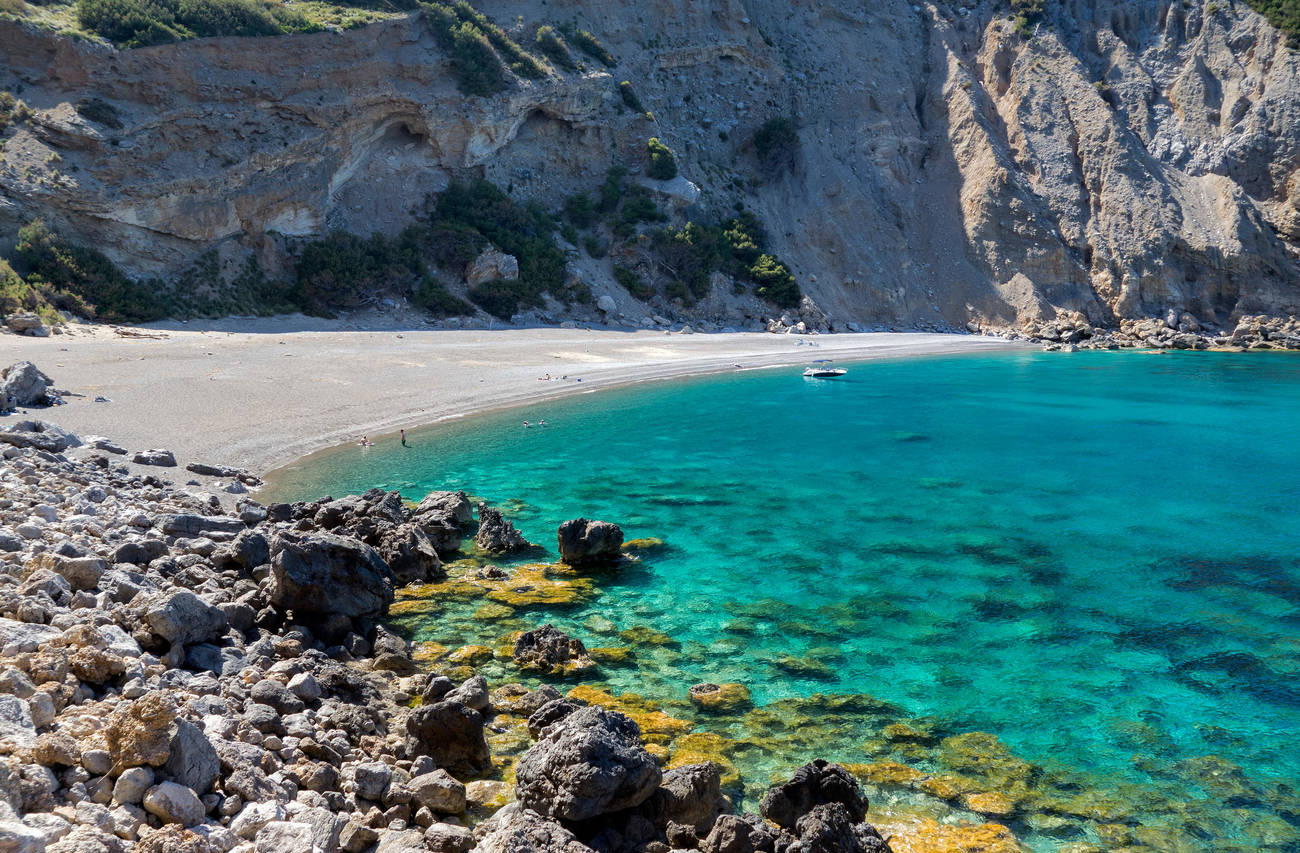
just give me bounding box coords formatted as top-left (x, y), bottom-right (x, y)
top-left (596, 294), bottom-right (617, 314)
top-left (465, 248), bottom-right (520, 287)
top-left (376, 523), bottom-right (444, 585)
top-left (104, 691), bottom-right (177, 769)
top-left (640, 763), bottom-right (726, 834)
top-left (526, 698), bottom-right (583, 740)
top-left (0, 362), bottom-right (52, 407)
top-left (475, 504), bottom-right (530, 554)
top-left (759, 760), bottom-right (867, 829)
top-left (267, 532), bottom-right (395, 620)
top-left (158, 514), bottom-right (245, 536)
top-left (515, 706), bottom-right (660, 821)
top-left (408, 770), bottom-right (466, 815)
top-left (87, 436), bottom-right (128, 455)
top-left (414, 490), bottom-right (472, 525)
top-left (142, 781), bottom-right (204, 826)
top-left (0, 420), bottom-right (81, 452)
top-left (0, 695), bottom-right (36, 750)
top-left (700, 814), bottom-right (785, 853)
top-left (4, 313), bottom-right (46, 335)
top-left (133, 449), bottom-right (177, 467)
top-left (473, 807), bottom-right (593, 853)
top-left (556, 518), bottom-right (624, 567)
top-left (163, 720), bottom-right (220, 794)
top-left (512, 625), bottom-right (593, 675)
top-left (424, 823), bottom-right (474, 853)
top-left (112, 767), bottom-right (154, 805)
top-left (791, 803), bottom-right (891, 853)
top-left (143, 591), bottom-right (228, 646)
top-left (52, 556), bottom-right (106, 591)
top-left (405, 700), bottom-right (491, 777)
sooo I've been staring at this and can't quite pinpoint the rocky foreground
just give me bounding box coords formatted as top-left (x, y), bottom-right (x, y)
top-left (0, 419), bottom-right (898, 853)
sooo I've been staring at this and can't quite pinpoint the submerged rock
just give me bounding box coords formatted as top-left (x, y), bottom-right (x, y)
top-left (689, 682), bottom-right (753, 714)
top-left (513, 624), bottom-right (594, 675)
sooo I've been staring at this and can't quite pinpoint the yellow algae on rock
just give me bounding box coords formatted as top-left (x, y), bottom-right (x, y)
top-left (411, 642), bottom-right (449, 665)
top-left (565, 685), bottom-right (692, 742)
top-left (485, 563), bottom-right (597, 607)
top-left (617, 626), bottom-right (680, 647)
top-left (688, 682), bottom-right (752, 714)
top-left (917, 775), bottom-right (980, 802)
top-left (473, 602), bottom-right (515, 621)
top-left (963, 791), bottom-right (1016, 817)
top-left (622, 537), bottom-right (666, 555)
top-left (447, 645), bottom-right (494, 666)
top-left (939, 732), bottom-right (1035, 787)
top-left (588, 646), bottom-right (635, 665)
top-left (882, 818), bottom-right (1028, 853)
top-left (666, 732), bottom-right (740, 786)
top-left (884, 722), bottom-right (938, 744)
top-left (847, 761), bottom-right (926, 787)
top-left (645, 743), bottom-right (670, 763)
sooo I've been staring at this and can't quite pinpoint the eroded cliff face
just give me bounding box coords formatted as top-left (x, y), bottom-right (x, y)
top-left (0, 0), bottom-right (1297, 328)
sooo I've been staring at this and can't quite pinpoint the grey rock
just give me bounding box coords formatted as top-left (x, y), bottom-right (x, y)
top-left (339, 820), bottom-right (378, 853)
top-left (0, 820), bottom-right (45, 853)
top-left (0, 695), bottom-right (36, 750)
top-left (230, 801), bottom-right (285, 840)
top-left (474, 503), bottom-right (530, 553)
top-left (700, 814), bottom-right (785, 853)
top-left (0, 361), bottom-right (52, 407)
top-left (267, 532), bottom-right (394, 620)
top-left (158, 514), bottom-right (244, 536)
top-left (351, 762), bottom-right (392, 802)
top-left (473, 807), bottom-right (593, 853)
top-left (408, 770), bottom-right (466, 815)
top-left (53, 557), bottom-right (106, 592)
top-left (142, 781), bottom-right (204, 826)
top-left (0, 420), bottom-right (81, 452)
top-left (759, 759), bottom-right (867, 829)
top-left (163, 719), bottom-right (220, 795)
top-left (513, 625), bottom-right (590, 676)
top-left (376, 523), bottom-right (443, 585)
top-left (4, 314), bottom-right (45, 334)
top-left (133, 449), bottom-right (177, 467)
top-left (790, 803), bottom-right (891, 853)
top-left (143, 590), bottom-right (227, 646)
top-left (87, 436), bottom-right (127, 455)
top-left (250, 679), bottom-right (305, 715)
top-left (254, 821), bottom-right (316, 853)
top-left (526, 698), bottom-right (582, 740)
top-left (556, 518), bottom-right (624, 567)
top-left (112, 767), bottom-right (154, 806)
top-left (405, 700), bottom-right (490, 777)
top-left (445, 675), bottom-right (489, 713)
top-left (641, 763), bottom-right (725, 834)
top-left (414, 490), bottom-right (472, 525)
top-left (424, 822), bottom-right (474, 853)
top-left (515, 706), bottom-right (661, 821)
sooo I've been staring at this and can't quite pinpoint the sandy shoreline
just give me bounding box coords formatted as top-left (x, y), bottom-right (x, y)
top-left (0, 318), bottom-right (1024, 477)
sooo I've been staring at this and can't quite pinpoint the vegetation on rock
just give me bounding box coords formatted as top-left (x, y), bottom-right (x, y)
top-left (752, 116), bottom-right (799, 176)
top-left (564, 24), bottom-right (615, 66)
top-left (75, 0), bottom-right (317, 47)
top-left (14, 219), bottom-right (165, 322)
top-left (422, 0), bottom-right (544, 96)
top-left (1244, 0), bottom-right (1300, 45)
top-left (645, 136), bottom-right (678, 181)
top-left (534, 25), bottom-right (575, 71)
top-left (618, 81), bottom-right (644, 112)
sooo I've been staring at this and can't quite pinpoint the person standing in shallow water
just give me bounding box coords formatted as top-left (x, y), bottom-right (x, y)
top-left (400, 429), bottom-right (408, 447)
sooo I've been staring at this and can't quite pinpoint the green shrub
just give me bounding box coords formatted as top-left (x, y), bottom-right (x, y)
top-left (598, 165), bottom-right (627, 213)
top-left (618, 81), bottom-right (643, 112)
top-left (750, 253), bottom-right (799, 307)
top-left (563, 192), bottom-right (597, 229)
top-left (448, 19), bottom-right (507, 95)
top-left (76, 0), bottom-right (312, 47)
top-left (1011, 0), bottom-right (1045, 36)
top-left (582, 235), bottom-right (607, 258)
top-left (613, 265), bottom-right (652, 300)
top-left (467, 277), bottom-right (538, 320)
top-left (425, 221), bottom-right (485, 270)
top-left (535, 25), bottom-right (575, 70)
top-left (412, 275), bottom-right (472, 316)
top-left (294, 230), bottom-right (420, 311)
top-left (15, 219), bottom-right (167, 322)
top-left (646, 136), bottom-right (678, 180)
top-left (74, 98), bottom-right (123, 129)
top-left (567, 26), bottom-right (614, 66)
top-left (753, 116), bottom-right (799, 175)
top-left (0, 258), bottom-right (64, 324)
top-left (1243, 0), bottom-right (1300, 45)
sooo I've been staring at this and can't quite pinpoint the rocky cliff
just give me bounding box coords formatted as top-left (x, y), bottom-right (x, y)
top-left (0, 0), bottom-right (1297, 330)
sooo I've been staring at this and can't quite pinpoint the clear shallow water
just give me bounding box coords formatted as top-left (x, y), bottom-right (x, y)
top-left (269, 351), bottom-right (1300, 849)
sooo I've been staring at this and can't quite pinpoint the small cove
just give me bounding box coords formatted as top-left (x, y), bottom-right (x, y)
top-left (267, 350), bottom-right (1300, 852)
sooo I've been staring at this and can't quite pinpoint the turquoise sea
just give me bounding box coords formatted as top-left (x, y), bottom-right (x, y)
top-left (268, 350), bottom-right (1300, 851)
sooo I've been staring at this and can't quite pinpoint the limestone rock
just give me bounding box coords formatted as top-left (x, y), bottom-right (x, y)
top-left (0, 420), bottom-right (81, 452)
top-left (408, 770), bottom-right (467, 815)
top-left (760, 759), bottom-right (868, 829)
top-left (700, 814), bottom-right (785, 853)
top-left (143, 590), bottom-right (228, 646)
top-left (474, 504), bottom-right (530, 554)
top-left (376, 522), bottom-right (444, 585)
top-left (640, 763), bottom-right (726, 834)
top-left (4, 314), bottom-right (47, 336)
top-left (465, 248), bottom-right (519, 287)
top-left (267, 531), bottom-right (395, 620)
top-left (473, 807), bottom-right (593, 853)
top-left (133, 449), bottom-right (177, 467)
top-left (0, 361), bottom-right (52, 407)
top-left (405, 700), bottom-right (491, 777)
top-left (142, 781), bottom-right (204, 826)
top-left (163, 719), bottom-right (220, 795)
top-left (104, 691), bottom-right (176, 769)
top-left (512, 625), bottom-right (593, 675)
top-left (556, 518), bottom-right (624, 567)
top-left (515, 705), bottom-right (661, 821)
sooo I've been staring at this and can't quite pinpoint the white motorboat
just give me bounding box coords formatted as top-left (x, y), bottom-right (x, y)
top-left (802, 361), bottom-right (847, 378)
